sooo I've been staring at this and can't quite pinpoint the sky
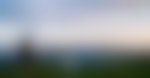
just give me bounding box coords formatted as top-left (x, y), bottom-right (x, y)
top-left (0, 0), bottom-right (150, 52)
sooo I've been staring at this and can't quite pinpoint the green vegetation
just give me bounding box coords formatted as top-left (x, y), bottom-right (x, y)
top-left (0, 59), bottom-right (150, 78)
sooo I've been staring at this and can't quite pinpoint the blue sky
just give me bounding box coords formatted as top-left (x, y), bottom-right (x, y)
top-left (0, 0), bottom-right (150, 51)
top-left (0, 0), bottom-right (17, 18)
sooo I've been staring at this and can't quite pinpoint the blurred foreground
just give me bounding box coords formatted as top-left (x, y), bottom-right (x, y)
top-left (0, 49), bottom-right (150, 78)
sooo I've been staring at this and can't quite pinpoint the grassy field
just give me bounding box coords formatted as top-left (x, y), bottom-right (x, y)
top-left (0, 58), bottom-right (150, 78)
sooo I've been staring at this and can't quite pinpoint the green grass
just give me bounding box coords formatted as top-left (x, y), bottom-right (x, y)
top-left (0, 59), bottom-right (150, 78)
